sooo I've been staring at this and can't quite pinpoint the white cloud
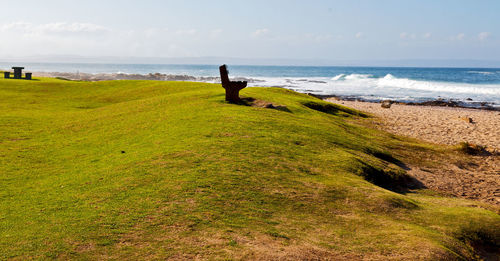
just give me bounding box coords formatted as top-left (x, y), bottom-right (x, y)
top-left (175, 29), bottom-right (197, 36)
top-left (209, 29), bottom-right (223, 38)
top-left (400, 32), bottom-right (417, 40)
top-left (0, 22), bottom-right (202, 57)
top-left (422, 32), bottom-right (432, 39)
top-left (252, 28), bottom-right (270, 37)
top-left (0, 22), bottom-right (109, 35)
top-left (478, 32), bottom-right (491, 41)
top-left (304, 33), bottom-right (335, 43)
top-left (144, 28), bottom-right (168, 38)
top-left (40, 23), bottom-right (109, 33)
top-left (456, 33), bottom-right (465, 40)
top-left (314, 34), bottom-right (334, 42)
top-left (355, 32), bottom-right (363, 38)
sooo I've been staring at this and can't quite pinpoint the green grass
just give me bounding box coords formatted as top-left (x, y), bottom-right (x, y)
top-left (0, 77), bottom-right (498, 260)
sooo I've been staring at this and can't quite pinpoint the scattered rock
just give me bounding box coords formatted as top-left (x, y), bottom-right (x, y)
top-left (381, 100), bottom-right (393, 109)
top-left (121, 151), bottom-right (126, 154)
top-left (466, 98), bottom-right (473, 101)
top-left (407, 100), bottom-right (460, 107)
top-left (308, 80), bottom-right (327, 84)
top-left (460, 117), bottom-right (473, 123)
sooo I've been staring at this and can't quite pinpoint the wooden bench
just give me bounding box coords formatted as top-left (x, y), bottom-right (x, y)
top-left (219, 64), bottom-right (247, 102)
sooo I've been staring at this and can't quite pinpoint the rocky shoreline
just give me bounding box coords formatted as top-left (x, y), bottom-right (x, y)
top-left (326, 99), bottom-right (500, 151)
top-left (32, 71), bottom-right (262, 84)
top-left (313, 94), bottom-right (499, 111)
top-left (30, 71), bottom-right (499, 111)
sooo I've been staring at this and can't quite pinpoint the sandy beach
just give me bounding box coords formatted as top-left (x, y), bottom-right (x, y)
top-left (326, 99), bottom-right (500, 206)
top-left (326, 99), bottom-right (500, 151)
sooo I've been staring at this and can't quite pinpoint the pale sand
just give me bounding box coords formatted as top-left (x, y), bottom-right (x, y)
top-left (326, 99), bottom-right (500, 206)
top-left (326, 99), bottom-right (500, 151)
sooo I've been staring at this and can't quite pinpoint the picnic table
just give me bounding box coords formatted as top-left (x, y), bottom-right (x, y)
top-left (4, 67), bottom-right (32, 80)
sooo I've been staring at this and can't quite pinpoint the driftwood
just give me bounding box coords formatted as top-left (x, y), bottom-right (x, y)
top-left (219, 64), bottom-right (247, 102)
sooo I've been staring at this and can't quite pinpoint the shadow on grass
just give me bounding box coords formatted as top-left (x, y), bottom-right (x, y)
top-left (356, 159), bottom-right (426, 194)
top-left (2, 78), bottom-right (41, 81)
top-left (364, 148), bottom-right (410, 171)
top-left (302, 100), bottom-right (368, 117)
top-left (228, 97), bottom-right (292, 113)
top-left (455, 225), bottom-right (500, 261)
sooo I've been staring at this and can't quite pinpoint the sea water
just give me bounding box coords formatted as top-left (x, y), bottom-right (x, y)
top-left (1, 62), bottom-right (499, 107)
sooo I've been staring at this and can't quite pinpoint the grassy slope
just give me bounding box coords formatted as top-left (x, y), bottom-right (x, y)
top-left (0, 77), bottom-right (498, 260)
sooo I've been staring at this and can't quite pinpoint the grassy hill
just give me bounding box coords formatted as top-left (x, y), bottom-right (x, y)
top-left (0, 77), bottom-right (498, 260)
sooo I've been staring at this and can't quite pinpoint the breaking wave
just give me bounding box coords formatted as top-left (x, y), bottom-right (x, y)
top-left (248, 73), bottom-right (500, 106)
top-left (468, 71), bottom-right (496, 75)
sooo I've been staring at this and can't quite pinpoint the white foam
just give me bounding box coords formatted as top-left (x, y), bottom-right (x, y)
top-left (331, 74), bottom-right (345, 81)
top-left (376, 74), bottom-right (500, 95)
top-left (382, 74), bottom-right (395, 80)
top-left (468, 71), bottom-right (495, 75)
top-left (344, 74), bottom-right (372, 80)
top-left (246, 74), bottom-right (500, 105)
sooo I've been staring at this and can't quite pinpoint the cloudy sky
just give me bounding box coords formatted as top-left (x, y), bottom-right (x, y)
top-left (0, 0), bottom-right (499, 64)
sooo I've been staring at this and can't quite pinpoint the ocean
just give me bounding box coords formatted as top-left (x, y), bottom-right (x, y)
top-left (2, 62), bottom-right (500, 108)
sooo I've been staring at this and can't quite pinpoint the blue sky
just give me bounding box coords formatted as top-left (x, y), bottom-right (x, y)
top-left (0, 0), bottom-right (499, 64)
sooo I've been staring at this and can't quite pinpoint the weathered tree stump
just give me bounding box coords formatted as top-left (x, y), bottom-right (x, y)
top-left (219, 64), bottom-right (247, 103)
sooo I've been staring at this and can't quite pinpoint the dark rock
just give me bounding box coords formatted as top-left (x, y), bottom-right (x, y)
top-left (381, 100), bottom-right (393, 108)
top-left (407, 100), bottom-right (460, 107)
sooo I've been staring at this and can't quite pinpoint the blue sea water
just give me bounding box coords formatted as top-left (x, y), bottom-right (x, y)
top-left (2, 62), bottom-right (500, 107)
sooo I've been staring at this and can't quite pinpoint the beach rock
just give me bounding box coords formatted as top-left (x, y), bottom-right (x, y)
top-left (308, 80), bottom-right (327, 83)
top-left (460, 117), bottom-right (473, 123)
top-left (407, 100), bottom-right (459, 107)
top-left (381, 100), bottom-right (393, 108)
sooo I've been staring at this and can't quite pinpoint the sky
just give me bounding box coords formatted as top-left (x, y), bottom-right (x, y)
top-left (0, 0), bottom-right (499, 65)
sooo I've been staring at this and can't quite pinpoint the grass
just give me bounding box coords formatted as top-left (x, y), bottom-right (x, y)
top-left (0, 76), bottom-right (498, 260)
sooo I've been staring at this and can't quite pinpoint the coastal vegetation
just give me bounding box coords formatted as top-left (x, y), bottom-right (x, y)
top-left (0, 77), bottom-right (498, 259)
